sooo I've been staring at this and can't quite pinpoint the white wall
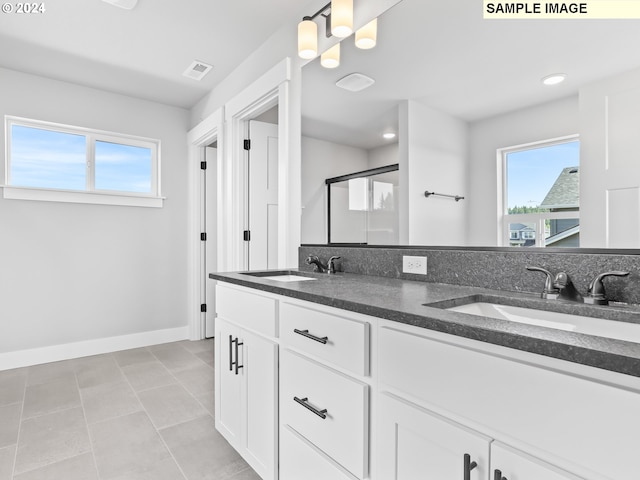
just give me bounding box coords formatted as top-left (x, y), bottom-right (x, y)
top-left (466, 96), bottom-right (579, 246)
top-left (401, 100), bottom-right (468, 245)
top-left (0, 68), bottom-right (190, 359)
top-left (301, 136), bottom-right (368, 243)
top-left (368, 142), bottom-right (398, 169)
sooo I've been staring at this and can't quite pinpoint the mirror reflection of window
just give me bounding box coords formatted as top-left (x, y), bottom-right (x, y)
top-left (373, 181), bottom-right (394, 211)
top-left (501, 137), bottom-right (580, 248)
top-left (348, 178), bottom-right (368, 211)
top-left (328, 165), bottom-right (399, 245)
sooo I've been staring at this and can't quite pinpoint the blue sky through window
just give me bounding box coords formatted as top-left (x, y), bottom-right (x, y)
top-left (11, 125), bottom-right (86, 190)
top-left (506, 140), bottom-right (579, 209)
top-left (10, 124), bottom-right (153, 194)
top-left (95, 141), bottom-right (152, 193)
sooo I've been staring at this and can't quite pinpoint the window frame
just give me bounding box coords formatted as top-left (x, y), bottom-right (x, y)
top-left (498, 134), bottom-right (580, 247)
top-left (3, 116), bottom-right (163, 208)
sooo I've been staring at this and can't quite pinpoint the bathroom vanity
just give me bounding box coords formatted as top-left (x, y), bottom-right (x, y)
top-left (209, 268), bottom-right (640, 480)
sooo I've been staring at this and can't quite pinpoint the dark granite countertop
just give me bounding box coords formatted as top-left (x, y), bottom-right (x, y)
top-left (209, 269), bottom-right (640, 378)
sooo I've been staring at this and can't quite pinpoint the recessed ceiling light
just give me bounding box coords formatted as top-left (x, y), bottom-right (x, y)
top-left (183, 61), bottom-right (213, 81)
top-left (335, 73), bottom-right (375, 92)
top-left (383, 132), bottom-right (396, 140)
top-left (542, 73), bottom-right (567, 86)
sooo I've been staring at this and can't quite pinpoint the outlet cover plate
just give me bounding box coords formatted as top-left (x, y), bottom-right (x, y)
top-left (403, 255), bottom-right (427, 275)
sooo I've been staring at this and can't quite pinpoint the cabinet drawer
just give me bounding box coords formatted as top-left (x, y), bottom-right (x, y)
top-left (280, 426), bottom-right (356, 480)
top-left (280, 302), bottom-right (369, 376)
top-left (280, 349), bottom-right (368, 479)
top-left (378, 325), bottom-right (639, 480)
top-left (216, 284), bottom-right (277, 337)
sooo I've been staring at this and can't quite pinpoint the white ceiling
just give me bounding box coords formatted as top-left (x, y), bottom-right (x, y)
top-left (302, 0), bottom-right (640, 149)
top-left (2, 0), bottom-right (639, 138)
top-left (0, 0), bottom-right (307, 108)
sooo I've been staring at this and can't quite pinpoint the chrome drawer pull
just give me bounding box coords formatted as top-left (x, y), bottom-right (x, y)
top-left (293, 328), bottom-right (328, 344)
top-left (293, 396), bottom-right (328, 419)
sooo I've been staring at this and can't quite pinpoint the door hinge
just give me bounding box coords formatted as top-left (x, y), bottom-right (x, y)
top-left (201, 232), bottom-right (207, 241)
top-left (200, 303), bottom-right (207, 313)
top-left (200, 161), bottom-right (207, 170)
top-left (243, 139), bottom-right (251, 151)
top-left (243, 230), bottom-right (251, 241)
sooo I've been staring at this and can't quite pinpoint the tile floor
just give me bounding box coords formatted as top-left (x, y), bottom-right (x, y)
top-left (0, 340), bottom-right (261, 480)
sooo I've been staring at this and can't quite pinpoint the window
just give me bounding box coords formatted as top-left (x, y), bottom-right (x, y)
top-left (500, 136), bottom-right (579, 247)
top-left (3, 116), bottom-right (162, 207)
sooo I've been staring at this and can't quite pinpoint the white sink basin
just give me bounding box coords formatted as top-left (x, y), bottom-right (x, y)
top-left (260, 274), bottom-right (317, 282)
top-left (448, 302), bottom-right (640, 343)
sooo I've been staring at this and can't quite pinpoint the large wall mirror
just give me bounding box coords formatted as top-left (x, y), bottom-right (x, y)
top-left (300, 0), bottom-right (640, 249)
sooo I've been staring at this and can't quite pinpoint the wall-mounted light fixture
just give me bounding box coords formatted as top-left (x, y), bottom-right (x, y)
top-left (355, 18), bottom-right (377, 49)
top-left (321, 43), bottom-right (341, 69)
top-left (298, 1), bottom-right (378, 68)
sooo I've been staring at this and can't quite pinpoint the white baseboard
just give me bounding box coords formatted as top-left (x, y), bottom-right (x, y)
top-left (0, 326), bottom-right (189, 371)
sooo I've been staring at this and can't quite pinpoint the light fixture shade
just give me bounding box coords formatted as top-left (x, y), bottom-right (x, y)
top-left (355, 18), bottom-right (377, 49)
top-left (298, 19), bottom-right (318, 59)
top-left (321, 43), bottom-right (340, 69)
top-left (331, 0), bottom-right (353, 38)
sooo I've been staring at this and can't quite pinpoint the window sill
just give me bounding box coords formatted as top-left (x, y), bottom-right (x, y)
top-left (1, 186), bottom-right (165, 208)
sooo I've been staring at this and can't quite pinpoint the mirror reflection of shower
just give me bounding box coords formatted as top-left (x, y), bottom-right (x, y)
top-left (326, 164), bottom-right (399, 244)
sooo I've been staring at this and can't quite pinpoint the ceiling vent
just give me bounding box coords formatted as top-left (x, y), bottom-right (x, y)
top-left (335, 73), bottom-right (375, 92)
top-left (183, 61), bottom-right (213, 81)
top-left (101, 0), bottom-right (138, 10)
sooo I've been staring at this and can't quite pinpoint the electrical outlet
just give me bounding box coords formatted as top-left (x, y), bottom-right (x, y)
top-left (402, 255), bottom-right (427, 275)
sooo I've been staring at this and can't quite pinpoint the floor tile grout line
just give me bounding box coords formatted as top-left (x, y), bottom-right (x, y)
top-left (73, 365), bottom-right (102, 480)
top-left (116, 346), bottom-right (190, 480)
top-left (148, 343), bottom-right (215, 419)
top-left (9, 370), bottom-right (27, 479)
top-left (5, 340), bottom-right (216, 480)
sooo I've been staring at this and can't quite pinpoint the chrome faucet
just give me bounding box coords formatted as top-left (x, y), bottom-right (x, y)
top-left (528, 266), bottom-right (630, 305)
top-left (327, 256), bottom-right (341, 274)
top-left (526, 266), bottom-right (560, 299)
top-left (584, 271), bottom-right (629, 305)
top-left (552, 272), bottom-right (583, 302)
top-left (305, 255), bottom-right (327, 273)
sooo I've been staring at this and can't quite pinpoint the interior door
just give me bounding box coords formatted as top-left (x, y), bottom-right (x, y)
top-left (580, 69), bottom-right (640, 247)
top-left (204, 146), bottom-right (217, 338)
top-left (248, 120), bottom-right (279, 270)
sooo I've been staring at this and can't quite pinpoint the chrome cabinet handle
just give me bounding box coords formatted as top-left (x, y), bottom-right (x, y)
top-left (494, 469), bottom-right (507, 480)
top-left (463, 454), bottom-right (478, 480)
top-left (293, 396), bottom-right (327, 419)
top-left (228, 335), bottom-right (233, 371)
top-left (294, 328), bottom-right (328, 344)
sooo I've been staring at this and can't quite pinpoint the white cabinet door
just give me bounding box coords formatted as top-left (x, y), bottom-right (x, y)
top-left (243, 329), bottom-right (278, 480)
top-left (491, 443), bottom-right (582, 480)
top-left (215, 318), bottom-right (278, 480)
top-left (378, 393), bottom-right (491, 480)
top-left (215, 319), bottom-right (242, 447)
